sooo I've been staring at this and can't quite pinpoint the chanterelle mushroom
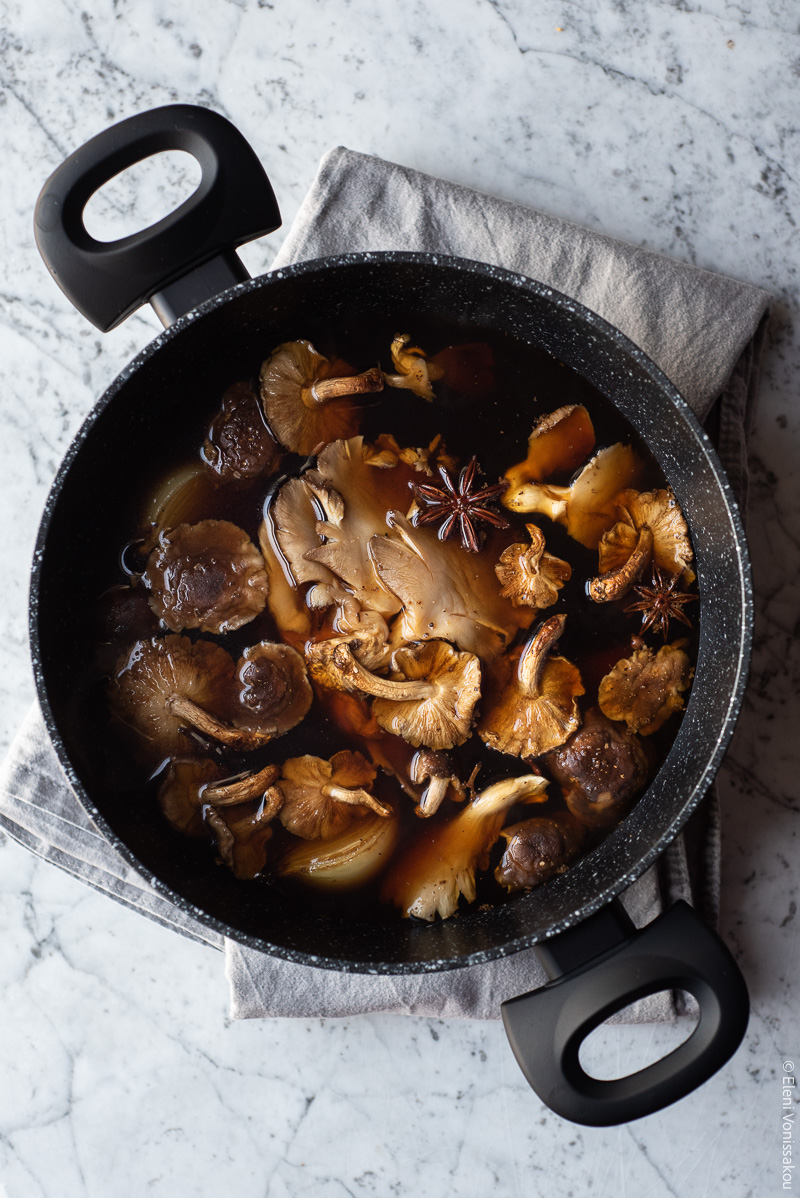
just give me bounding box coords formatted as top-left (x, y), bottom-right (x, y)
top-left (110, 635), bottom-right (235, 760)
top-left (382, 333), bottom-right (444, 401)
top-left (495, 523), bottom-right (572, 609)
top-left (410, 749), bottom-right (466, 817)
top-left (478, 614), bottom-right (585, 758)
top-left (206, 785), bottom-right (284, 880)
top-left (144, 519), bottom-right (269, 634)
top-left (259, 340), bottom-right (383, 455)
top-left (382, 774), bottom-right (549, 921)
top-left (203, 381), bottom-right (280, 481)
top-left (331, 639), bottom-right (481, 751)
top-left (234, 642), bottom-right (312, 736)
top-left (278, 750), bottom-right (390, 840)
top-left (495, 812), bottom-right (586, 892)
top-left (503, 442), bottom-right (645, 550)
top-left (598, 642), bottom-right (693, 735)
top-left (547, 707), bottom-right (649, 828)
top-left (505, 404), bottom-right (596, 492)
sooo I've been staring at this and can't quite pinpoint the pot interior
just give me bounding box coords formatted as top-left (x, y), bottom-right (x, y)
top-left (32, 254), bottom-right (750, 971)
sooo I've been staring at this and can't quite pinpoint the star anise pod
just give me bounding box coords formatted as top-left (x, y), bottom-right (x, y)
top-left (624, 565), bottom-right (697, 640)
top-left (409, 456), bottom-right (510, 553)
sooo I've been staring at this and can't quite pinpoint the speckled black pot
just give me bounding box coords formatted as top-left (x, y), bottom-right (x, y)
top-left (32, 106), bottom-right (752, 1125)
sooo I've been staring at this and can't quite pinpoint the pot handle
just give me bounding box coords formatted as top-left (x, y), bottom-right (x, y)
top-left (502, 898), bottom-right (749, 1126)
top-left (34, 104), bottom-right (281, 332)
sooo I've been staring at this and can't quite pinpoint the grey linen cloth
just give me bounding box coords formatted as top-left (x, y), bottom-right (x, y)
top-left (0, 148), bottom-right (770, 1022)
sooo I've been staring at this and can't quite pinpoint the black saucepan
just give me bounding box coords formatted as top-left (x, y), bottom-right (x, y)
top-left (32, 105), bottom-right (751, 1126)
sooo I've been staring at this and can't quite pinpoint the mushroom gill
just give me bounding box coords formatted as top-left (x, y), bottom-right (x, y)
top-left (277, 750), bottom-right (389, 840)
top-left (495, 523), bottom-right (572, 609)
top-left (598, 642), bottom-right (693, 735)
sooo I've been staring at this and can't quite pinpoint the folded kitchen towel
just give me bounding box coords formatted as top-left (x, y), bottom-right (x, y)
top-left (0, 147), bottom-right (770, 1023)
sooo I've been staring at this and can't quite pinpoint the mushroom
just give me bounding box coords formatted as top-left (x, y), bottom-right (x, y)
top-left (610, 488), bottom-right (695, 581)
top-left (369, 511), bottom-right (535, 664)
top-left (382, 333), bottom-right (444, 401)
top-left (598, 642), bottom-right (693, 735)
top-left (546, 707), bottom-right (650, 828)
top-left (234, 642), bottom-right (312, 736)
top-left (495, 812), bottom-right (586, 891)
top-left (410, 749), bottom-right (466, 817)
top-left (588, 525), bottom-right (654, 602)
top-left (495, 523), bottom-right (572, 609)
top-left (157, 759), bottom-right (282, 837)
top-left (203, 380), bottom-right (280, 481)
top-left (382, 774), bottom-right (549, 921)
top-left (206, 784), bottom-right (284, 880)
top-left (110, 635), bottom-right (236, 760)
top-left (277, 750), bottom-right (390, 840)
top-left (306, 600), bottom-right (391, 691)
top-left (503, 442), bottom-right (646, 550)
top-left (505, 404), bottom-right (596, 492)
top-left (269, 476), bottom-right (347, 610)
top-left (331, 640), bottom-right (481, 751)
top-left (259, 340), bottom-right (383, 455)
top-left (277, 807), bottom-right (399, 890)
top-left (144, 519), bottom-right (269, 634)
top-left (478, 614), bottom-right (585, 759)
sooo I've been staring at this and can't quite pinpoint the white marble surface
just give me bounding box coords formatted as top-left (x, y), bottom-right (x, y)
top-left (0, 1), bottom-right (798, 1194)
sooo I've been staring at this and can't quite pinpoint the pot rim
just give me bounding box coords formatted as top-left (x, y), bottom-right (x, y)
top-left (29, 250), bottom-right (753, 973)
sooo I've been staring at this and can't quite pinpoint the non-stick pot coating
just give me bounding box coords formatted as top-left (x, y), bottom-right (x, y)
top-left (31, 253), bottom-right (751, 972)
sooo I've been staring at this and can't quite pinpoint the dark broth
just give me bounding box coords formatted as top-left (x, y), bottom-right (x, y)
top-left (87, 314), bottom-right (696, 923)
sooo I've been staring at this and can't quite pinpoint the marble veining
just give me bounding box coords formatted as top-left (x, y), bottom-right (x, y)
top-left (1, 1), bottom-right (798, 1195)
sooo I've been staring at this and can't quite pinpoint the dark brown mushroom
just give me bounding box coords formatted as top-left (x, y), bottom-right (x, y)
top-left (157, 759), bottom-right (281, 837)
top-left (234, 642), bottom-right (312, 736)
top-left (206, 785), bottom-right (284, 879)
top-left (203, 381), bottom-right (280, 481)
top-left (410, 749), bottom-right (466, 817)
top-left (546, 707), bottom-right (650, 828)
top-left (495, 812), bottom-right (586, 890)
top-left (144, 519), bottom-right (269, 634)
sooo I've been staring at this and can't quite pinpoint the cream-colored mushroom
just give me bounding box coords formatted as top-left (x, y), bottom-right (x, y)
top-left (612, 488), bottom-right (695, 581)
top-left (598, 642), bottom-right (693, 735)
top-left (306, 601), bottom-right (391, 691)
top-left (478, 614), bottom-right (585, 758)
top-left (410, 749), bottom-right (466, 817)
top-left (588, 525), bottom-right (654, 602)
top-left (277, 807), bottom-right (400, 890)
top-left (331, 640), bottom-right (481, 751)
top-left (382, 333), bottom-right (444, 401)
top-left (505, 404), bottom-right (596, 492)
top-left (278, 750), bottom-right (390, 840)
top-left (503, 442), bottom-right (646, 550)
top-left (382, 774), bottom-right (549, 921)
top-left (495, 523), bottom-right (572, 609)
top-left (143, 519), bottom-right (269, 634)
top-left (259, 339), bottom-right (383, 455)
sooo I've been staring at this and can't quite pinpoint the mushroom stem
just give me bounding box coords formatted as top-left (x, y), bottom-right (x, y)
top-left (588, 525), bottom-right (654, 602)
top-left (203, 764), bottom-right (282, 806)
top-left (332, 644), bottom-right (436, 701)
top-left (167, 694), bottom-right (272, 749)
top-left (503, 482), bottom-right (569, 519)
top-left (518, 614), bottom-right (567, 695)
top-left (418, 776), bottom-right (451, 817)
top-left (322, 784), bottom-right (391, 817)
top-left (307, 367), bottom-right (384, 407)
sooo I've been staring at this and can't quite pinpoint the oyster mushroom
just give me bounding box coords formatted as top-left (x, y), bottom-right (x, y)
top-left (269, 476), bottom-right (347, 610)
top-left (157, 759), bottom-right (282, 837)
top-left (278, 750), bottom-right (390, 840)
top-left (547, 707), bottom-right (650, 828)
top-left (588, 525), bottom-right (654, 602)
top-left (503, 442), bottom-right (646, 550)
top-left (144, 519), bottom-right (269, 634)
top-left (495, 812), bottom-right (586, 891)
top-left (382, 774), bottom-right (549, 921)
top-left (495, 523), bottom-right (572, 609)
top-left (203, 381), bottom-right (280, 481)
top-left (277, 807), bottom-right (399, 890)
top-left (505, 404), bottom-right (596, 492)
top-left (410, 749), bottom-right (466, 817)
top-left (331, 640), bottom-right (481, 751)
top-left (110, 635), bottom-right (235, 760)
top-left (206, 785), bottom-right (284, 880)
top-left (369, 511), bottom-right (535, 664)
top-left (598, 642), bottom-right (693, 735)
top-left (234, 642), bottom-right (312, 736)
top-left (478, 614), bottom-right (585, 759)
top-left (259, 340), bottom-right (383, 455)
top-left (383, 333), bottom-right (444, 401)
